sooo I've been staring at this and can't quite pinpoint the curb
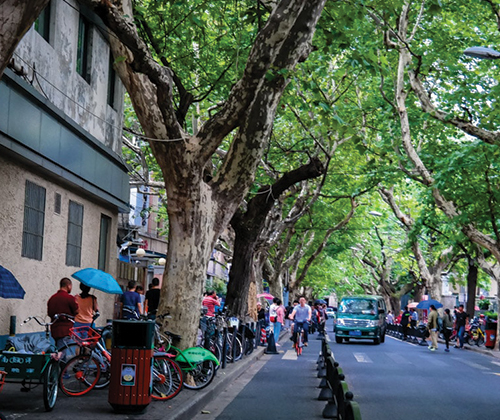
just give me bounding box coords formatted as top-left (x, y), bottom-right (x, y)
top-left (171, 345), bottom-right (267, 420)
top-left (165, 330), bottom-right (287, 420)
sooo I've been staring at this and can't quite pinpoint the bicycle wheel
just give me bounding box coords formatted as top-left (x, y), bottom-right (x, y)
top-left (43, 360), bottom-right (59, 411)
top-left (152, 356), bottom-right (183, 400)
top-left (59, 354), bottom-right (101, 396)
top-left (225, 333), bottom-right (243, 362)
top-left (57, 342), bottom-right (81, 364)
top-left (183, 360), bottom-right (216, 390)
top-left (476, 335), bottom-right (485, 346)
top-left (295, 329), bottom-right (302, 356)
top-left (93, 355), bottom-right (111, 389)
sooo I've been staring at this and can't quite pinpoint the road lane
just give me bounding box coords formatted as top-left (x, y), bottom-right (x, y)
top-left (330, 334), bottom-right (500, 420)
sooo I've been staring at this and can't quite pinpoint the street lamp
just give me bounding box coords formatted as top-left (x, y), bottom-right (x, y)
top-left (368, 211), bottom-right (383, 217)
top-left (464, 46), bottom-right (500, 60)
top-left (158, 257), bottom-right (166, 266)
top-left (136, 248), bottom-right (146, 258)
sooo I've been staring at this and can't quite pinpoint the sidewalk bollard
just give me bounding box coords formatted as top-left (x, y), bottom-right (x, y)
top-left (318, 385), bottom-right (333, 401)
top-left (318, 377), bottom-right (328, 388)
top-left (221, 326), bottom-right (228, 369)
top-left (322, 398), bottom-right (338, 419)
top-left (317, 364), bottom-right (326, 378)
top-left (240, 324), bottom-right (247, 356)
top-left (264, 331), bottom-right (279, 355)
top-left (231, 327), bottom-right (237, 363)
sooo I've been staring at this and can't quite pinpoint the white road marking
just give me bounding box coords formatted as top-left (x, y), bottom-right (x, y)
top-left (452, 357), bottom-right (490, 371)
top-left (282, 350), bottom-right (298, 360)
top-left (353, 353), bottom-right (372, 363)
top-left (491, 361), bottom-right (500, 368)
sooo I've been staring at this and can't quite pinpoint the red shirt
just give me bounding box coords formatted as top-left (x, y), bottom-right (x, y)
top-left (202, 295), bottom-right (220, 317)
top-left (47, 290), bottom-right (78, 340)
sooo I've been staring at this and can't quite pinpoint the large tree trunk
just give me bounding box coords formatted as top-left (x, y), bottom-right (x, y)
top-left (225, 158), bottom-right (324, 317)
top-left (466, 258), bottom-right (478, 318)
top-left (0, 0), bottom-right (50, 78)
top-left (83, 0), bottom-right (327, 347)
top-left (225, 227), bottom-right (257, 318)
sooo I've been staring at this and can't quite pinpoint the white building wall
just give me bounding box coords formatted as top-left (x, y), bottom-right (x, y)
top-left (0, 155), bottom-right (118, 336)
top-left (13, 0), bottom-right (123, 153)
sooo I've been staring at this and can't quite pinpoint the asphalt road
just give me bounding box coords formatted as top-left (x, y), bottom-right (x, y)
top-left (331, 333), bottom-right (500, 420)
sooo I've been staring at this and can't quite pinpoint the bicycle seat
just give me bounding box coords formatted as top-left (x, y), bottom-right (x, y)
top-left (165, 331), bottom-right (182, 341)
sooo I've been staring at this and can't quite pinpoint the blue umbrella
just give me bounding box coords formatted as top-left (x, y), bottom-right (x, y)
top-left (0, 265), bottom-right (26, 299)
top-left (72, 268), bottom-right (123, 295)
top-left (416, 299), bottom-right (443, 310)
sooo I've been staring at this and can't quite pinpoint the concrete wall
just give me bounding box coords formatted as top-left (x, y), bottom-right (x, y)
top-left (0, 155), bottom-right (118, 337)
top-left (13, 0), bottom-right (124, 154)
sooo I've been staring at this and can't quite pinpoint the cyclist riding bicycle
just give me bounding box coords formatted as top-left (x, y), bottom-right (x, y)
top-left (289, 296), bottom-right (312, 347)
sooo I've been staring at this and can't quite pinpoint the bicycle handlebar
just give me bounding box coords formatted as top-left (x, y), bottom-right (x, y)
top-left (22, 313), bottom-right (75, 327)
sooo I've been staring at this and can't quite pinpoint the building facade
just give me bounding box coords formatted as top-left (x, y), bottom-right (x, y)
top-left (0, 0), bottom-right (129, 343)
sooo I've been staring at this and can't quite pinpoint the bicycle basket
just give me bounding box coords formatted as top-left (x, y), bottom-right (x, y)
top-left (69, 327), bottom-right (101, 347)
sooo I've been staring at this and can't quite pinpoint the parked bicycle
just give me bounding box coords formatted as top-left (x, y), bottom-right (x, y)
top-left (59, 316), bottom-right (183, 401)
top-left (155, 314), bottom-right (219, 390)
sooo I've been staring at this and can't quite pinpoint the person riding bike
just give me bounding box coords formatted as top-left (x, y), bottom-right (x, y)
top-left (289, 296), bottom-right (312, 347)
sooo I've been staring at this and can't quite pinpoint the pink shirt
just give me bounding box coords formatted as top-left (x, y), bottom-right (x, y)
top-left (202, 295), bottom-right (220, 317)
top-left (277, 305), bottom-right (285, 323)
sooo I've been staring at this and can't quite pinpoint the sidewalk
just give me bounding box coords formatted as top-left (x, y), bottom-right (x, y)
top-left (192, 330), bottom-right (327, 420)
top-left (0, 332), bottom-right (290, 420)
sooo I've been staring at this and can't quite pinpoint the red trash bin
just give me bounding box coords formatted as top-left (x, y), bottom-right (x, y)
top-left (485, 319), bottom-right (497, 349)
top-left (108, 320), bottom-right (155, 413)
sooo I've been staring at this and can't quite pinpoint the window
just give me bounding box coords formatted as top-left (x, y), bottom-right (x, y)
top-left (22, 180), bottom-right (46, 260)
top-left (98, 215), bottom-right (111, 271)
top-left (54, 192), bottom-right (61, 214)
top-left (107, 52), bottom-right (116, 108)
top-left (66, 201), bottom-right (84, 267)
top-left (76, 14), bottom-right (91, 82)
top-left (35, 2), bottom-right (51, 43)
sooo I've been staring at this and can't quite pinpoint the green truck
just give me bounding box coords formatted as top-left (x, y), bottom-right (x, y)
top-left (334, 295), bottom-right (387, 345)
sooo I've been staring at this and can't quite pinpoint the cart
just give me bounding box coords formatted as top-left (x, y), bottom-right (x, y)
top-left (0, 315), bottom-right (72, 412)
top-left (0, 350), bottom-right (59, 411)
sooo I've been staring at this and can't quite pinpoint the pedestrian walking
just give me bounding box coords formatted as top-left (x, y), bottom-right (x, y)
top-left (427, 304), bottom-right (439, 351)
top-left (454, 304), bottom-right (469, 349)
top-left (401, 306), bottom-right (411, 341)
top-left (274, 299), bottom-right (285, 344)
top-left (442, 308), bottom-right (454, 352)
top-left (145, 277), bottom-right (161, 319)
top-left (410, 308), bottom-right (418, 327)
top-left (121, 280), bottom-right (143, 319)
top-left (386, 310), bottom-right (394, 324)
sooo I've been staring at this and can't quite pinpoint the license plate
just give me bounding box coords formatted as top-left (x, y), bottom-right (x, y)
top-left (349, 330), bottom-right (362, 336)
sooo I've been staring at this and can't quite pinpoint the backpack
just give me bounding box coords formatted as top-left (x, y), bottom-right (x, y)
top-left (437, 315), bottom-right (443, 332)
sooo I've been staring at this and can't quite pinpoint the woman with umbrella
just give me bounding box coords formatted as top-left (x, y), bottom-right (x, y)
top-left (74, 284), bottom-right (99, 330)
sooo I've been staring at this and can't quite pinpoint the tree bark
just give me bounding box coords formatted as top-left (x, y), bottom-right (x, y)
top-left (0, 0), bottom-right (50, 79)
top-left (225, 158), bottom-right (324, 317)
top-left (466, 258), bottom-right (478, 319)
top-left (82, 0), bottom-right (327, 346)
